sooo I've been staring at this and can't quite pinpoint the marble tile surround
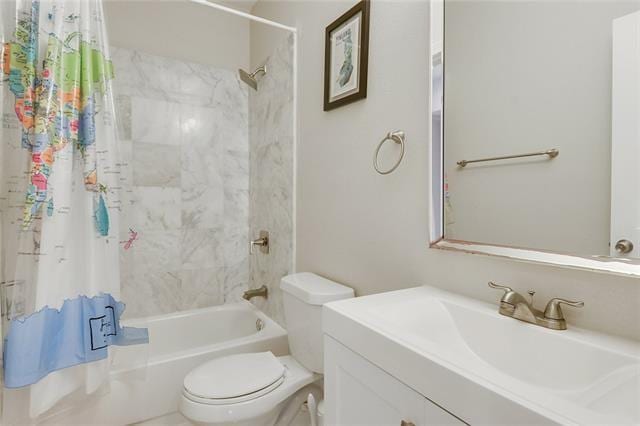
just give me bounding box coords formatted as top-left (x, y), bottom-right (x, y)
top-left (249, 35), bottom-right (295, 327)
top-left (111, 46), bottom-right (250, 318)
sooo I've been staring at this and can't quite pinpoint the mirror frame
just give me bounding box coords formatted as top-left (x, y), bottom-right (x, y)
top-left (428, 0), bottom-right (640, 278)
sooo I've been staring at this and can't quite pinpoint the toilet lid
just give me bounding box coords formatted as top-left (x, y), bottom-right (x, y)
top-left (183, 352), bottom-right (285, 400)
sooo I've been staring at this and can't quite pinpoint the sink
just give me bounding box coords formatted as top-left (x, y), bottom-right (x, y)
top-left (324, 285), bottom-right (640, 425)
top-left (443, 301), bottom-right (637, 392)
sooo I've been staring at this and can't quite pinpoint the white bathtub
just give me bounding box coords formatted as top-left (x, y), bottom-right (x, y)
top-left (41, 302), bottom-right (289, 425)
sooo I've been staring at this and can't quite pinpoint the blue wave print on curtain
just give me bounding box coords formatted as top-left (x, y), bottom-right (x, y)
top-left (3, 294), bottom-right (148, 388)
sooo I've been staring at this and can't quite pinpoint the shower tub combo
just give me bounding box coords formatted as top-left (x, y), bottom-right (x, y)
top-left (40, 302), bottom-right (288, 425)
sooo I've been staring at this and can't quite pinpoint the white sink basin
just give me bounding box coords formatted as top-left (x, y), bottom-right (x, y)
top-left (324, 286), bottom-right (640, 425)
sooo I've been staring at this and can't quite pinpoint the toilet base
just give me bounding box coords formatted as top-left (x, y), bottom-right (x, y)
top-left (183, 397), bottom-right (283, 426)
top-left (184, 384), bottom-right (322, 426)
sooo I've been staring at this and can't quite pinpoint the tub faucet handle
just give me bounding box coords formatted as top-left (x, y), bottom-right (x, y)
top-left (250, 230), bottom-right (269, 254)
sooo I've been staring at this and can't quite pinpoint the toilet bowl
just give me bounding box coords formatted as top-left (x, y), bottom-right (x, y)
top-left (179, 273), bottom-right (354, 426)
top-left (180, 354), bottom-right (318, 426)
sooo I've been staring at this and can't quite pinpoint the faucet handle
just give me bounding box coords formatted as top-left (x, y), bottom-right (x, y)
top-left (488, 281), bottom-right (512, 293)
top-left (544, 298), bottom-right (584, 320)
top-left (249, 230), bottom-right (270, 254)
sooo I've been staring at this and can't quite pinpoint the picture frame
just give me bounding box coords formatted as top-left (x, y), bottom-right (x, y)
top-left (324, 0), bottom-right (370, 111)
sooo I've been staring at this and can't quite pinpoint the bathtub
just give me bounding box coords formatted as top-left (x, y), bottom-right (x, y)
top-left (40, 301), bottom-right (289, 425)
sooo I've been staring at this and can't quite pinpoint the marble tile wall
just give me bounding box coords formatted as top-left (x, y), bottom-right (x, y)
top-left (111, 46), bottom-right (250, 318)
top-left (248, 35), bottom-right (295, 327)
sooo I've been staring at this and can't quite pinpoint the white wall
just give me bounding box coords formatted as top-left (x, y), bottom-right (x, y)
top-left (250, 17), bottom-right (289, 68)
top-left (251, 0), bottom-right (640, 341)
top-left (444, 1), bottom-right (640, 257)
top-left (103, 0), bottom-right (250, 70)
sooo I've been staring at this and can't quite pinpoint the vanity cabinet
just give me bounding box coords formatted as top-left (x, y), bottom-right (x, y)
top-left (324, 336), bottom-right (464, 426)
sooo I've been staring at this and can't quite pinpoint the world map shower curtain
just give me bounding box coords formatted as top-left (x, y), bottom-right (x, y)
top-left (0, 0), bottom-right (147, 419)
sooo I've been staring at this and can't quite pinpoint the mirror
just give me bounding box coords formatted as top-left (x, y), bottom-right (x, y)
top-left (430, 0), bottom-right (640, 276)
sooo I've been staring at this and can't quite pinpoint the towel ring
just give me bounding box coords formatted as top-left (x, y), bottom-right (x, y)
top-left (374, 130), bottom-right (406, 175)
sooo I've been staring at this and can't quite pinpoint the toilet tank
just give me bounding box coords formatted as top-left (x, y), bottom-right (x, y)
top-left (280, 273), bottom-right (354, 374)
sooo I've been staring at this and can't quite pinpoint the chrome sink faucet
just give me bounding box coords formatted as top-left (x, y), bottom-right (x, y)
top-left (488, 282), bottom-right (584, 330)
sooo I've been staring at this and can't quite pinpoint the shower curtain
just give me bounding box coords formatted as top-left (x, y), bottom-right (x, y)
top-left (0, 0), bottom-right (147, 420)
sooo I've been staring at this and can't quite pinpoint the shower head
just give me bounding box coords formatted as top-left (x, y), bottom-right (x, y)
top-left (238, 65), bottom-right (267, 90)
top-left (239, 69), bottom-right (258, 90)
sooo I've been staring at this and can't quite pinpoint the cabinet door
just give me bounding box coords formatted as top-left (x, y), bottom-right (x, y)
top-left (324, 336), bottom-right (463, 426)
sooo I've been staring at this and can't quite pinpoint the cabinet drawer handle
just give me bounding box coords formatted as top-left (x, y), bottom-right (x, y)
top-left (401, 421), bottom-right (415, 426)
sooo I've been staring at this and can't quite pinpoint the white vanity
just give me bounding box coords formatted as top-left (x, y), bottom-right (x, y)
top-left (323, 286), bottom-right (640, 425)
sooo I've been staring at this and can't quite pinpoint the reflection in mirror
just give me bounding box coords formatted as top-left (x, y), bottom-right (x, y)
top-left (431, 0), bottom-right (640, 271)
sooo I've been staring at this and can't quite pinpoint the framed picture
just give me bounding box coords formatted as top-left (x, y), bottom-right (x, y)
top-left (324, 0), bottom-right (370, 111)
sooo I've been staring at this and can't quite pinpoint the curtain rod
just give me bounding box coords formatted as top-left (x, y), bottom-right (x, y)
top-left (188, 0), bottom-right (297, 33)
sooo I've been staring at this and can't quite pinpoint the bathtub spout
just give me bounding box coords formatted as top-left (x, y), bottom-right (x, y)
top-left (243, 285), bottom-right (268, 301)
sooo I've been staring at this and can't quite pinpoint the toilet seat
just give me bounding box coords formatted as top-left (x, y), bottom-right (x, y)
top-left (183, 375), bottom-right (286, 405)
top-left (183, 352), bottom-right (286, 404)
top-left (180, 355), bottom-right (318, 425)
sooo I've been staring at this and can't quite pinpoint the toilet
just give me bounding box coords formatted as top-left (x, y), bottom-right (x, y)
top-left (179, 273), bottom-right (354, 425)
